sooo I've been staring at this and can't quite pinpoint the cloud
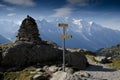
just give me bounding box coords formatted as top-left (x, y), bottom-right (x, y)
top-left (3, 0), bottom-right (35, 7)
top-left (0, 4), bottom-right (15, 11)
top-left (7, 13), bottom-right (16, 16)
top-left (52, 7), bottom-right (73, 17)
top-left (0, 4), bottom-right (6, 8)
top-left (67, 0), bottom-right (98, 6)
top-left (6, 7), bottom-right (15, 11)
top-left (51, 0), bottom-right (98, 17)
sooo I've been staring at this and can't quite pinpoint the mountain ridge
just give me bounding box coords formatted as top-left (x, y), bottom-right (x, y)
top-left (0, 34), bottom-right (10, 44)
top-left (36, 18), bottom-right (120, 51)
top-left (0, 17), bottom-right (120, 51)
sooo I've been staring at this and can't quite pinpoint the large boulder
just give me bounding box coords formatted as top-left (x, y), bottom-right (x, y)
top-left (1, 42), bottom-right (88, 70)
top-left (1, 42), bottom-right (62, 67)
top-left (66, 52), bottom-right (88, 70)
top-left (66, 48), bottom-right (88, 70)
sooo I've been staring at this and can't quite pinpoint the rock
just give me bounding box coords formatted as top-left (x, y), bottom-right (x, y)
top-left (16, 15), bottom-right (42, 44)
top-left (35, 68), bottom-right (42, 72)
top-left (32, 73), bottom-right (49, 80)
top-left (107, 57), bottom-right (112, 60)
top-left (75, 71), bottom-right (91, 78)
top-left (50, 71), bottom-right (86, 80)
top-left (66, 52), bottom-right (88, 70)
top-left (50, 71), bottom-right (68, 80)
top-left (97, 44), bottom-right (120, 59)
top-left (65, 67), bottom-right (74, 74)
top-left (30, 71), bottom-right (37, 75)
top-left (1, 43), bottom-right (62, 67)
top-left (48, 65), bottom-right (58, 73)
top-left (43, 66), bottom-right (49, 71)
top-left (94, 56), bottom-right (111, 64)
top-left (1, 42), bottom-right (88, 69)
top-left (51, 71), bottom-right (102, 80)
top-left (33, 74), bottom-right (42, 79)
top-left (94, 56), bottom-right (106, 62)
top-left (67, 48), bottom-right (81, 53)
top-left (67, 48), bottom-right (94, 55)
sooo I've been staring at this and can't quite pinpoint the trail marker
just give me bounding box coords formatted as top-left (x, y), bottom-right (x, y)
top-left (58, 23), bottom-right (72, 72)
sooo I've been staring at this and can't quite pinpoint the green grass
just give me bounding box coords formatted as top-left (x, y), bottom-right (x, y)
top-left (2, 67), bottom-right (37, 80)
top-left (108, 59), bottom-right (120, 70)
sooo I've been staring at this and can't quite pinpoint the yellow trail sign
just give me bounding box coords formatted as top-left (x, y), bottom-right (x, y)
top-left (61, 35), bottom-right (72, 39)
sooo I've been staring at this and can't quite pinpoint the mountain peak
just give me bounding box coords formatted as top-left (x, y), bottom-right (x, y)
top-left (89, 21), bottom-right (94, 26)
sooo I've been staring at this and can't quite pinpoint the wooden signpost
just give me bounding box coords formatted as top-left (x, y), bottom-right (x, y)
top-left (58, 23), bottom-right (72, 71)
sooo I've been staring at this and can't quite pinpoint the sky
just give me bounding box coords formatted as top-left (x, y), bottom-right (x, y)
top-left (0, 0), bottom-right (120, 29)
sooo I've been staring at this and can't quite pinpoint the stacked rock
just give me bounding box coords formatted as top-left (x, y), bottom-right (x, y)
top-left (16, 15), bottom-right (41, 44)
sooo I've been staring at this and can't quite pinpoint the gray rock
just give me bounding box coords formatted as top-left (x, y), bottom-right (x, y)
top-left (50, 71), bottom-right (68, 80)
top-left (48, 65), bottom-right (58, 73)
top-left (75, 71), bottom-right (91, 78)
top-left (65, 67), bottom-right (74, 74)
top-left (32, 73), bottom-right (49, 80)
top-left (94, 56), bottom-right (111, 64)
top-left (43, 65), bottom-right (49, 71)
top-left (1, 43), bottom-right (62, 67)
top-left (51, 71), bottom-right (103, 80)
top-left (66, 52), bottom-right (88, 70)
top-left (94, 56), bottom-right (106, 62)
top-left (1, 41), bottom-right (88, 71)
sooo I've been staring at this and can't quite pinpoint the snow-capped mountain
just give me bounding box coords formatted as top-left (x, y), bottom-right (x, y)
top-left (0, 18), bottom-right (120, 51)
top-left (0, 34), bottom-right (10, 44)
top-left (0, 20), bottom-right (19, 41)
top-left (37, 17), bottom-right (120, 51)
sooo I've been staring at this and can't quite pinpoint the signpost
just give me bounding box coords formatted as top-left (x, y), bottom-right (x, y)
top-left (58, 23), bottom-right (72, 72)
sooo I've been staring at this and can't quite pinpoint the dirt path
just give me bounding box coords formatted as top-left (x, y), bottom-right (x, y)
top-left (84, 56), bottom-right (120, 80)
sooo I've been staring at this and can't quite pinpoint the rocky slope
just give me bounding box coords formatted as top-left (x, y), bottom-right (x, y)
top-left (96, 44), bottom-right (120, 59)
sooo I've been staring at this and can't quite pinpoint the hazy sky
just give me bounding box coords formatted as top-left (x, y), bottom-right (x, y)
top-left (0, 0), bottom-right (120, 29)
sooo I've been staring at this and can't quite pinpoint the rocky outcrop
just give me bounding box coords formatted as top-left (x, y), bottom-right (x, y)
top-left (97, 44), bottom-right (120, 59)
top-left (1, 42), bottom-right (88, 69)
top-left (1, 42), bottom-right (62, 67)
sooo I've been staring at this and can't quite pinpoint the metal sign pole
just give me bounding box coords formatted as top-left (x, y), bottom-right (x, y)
top-left (63, 27), bottom-right (66, 71)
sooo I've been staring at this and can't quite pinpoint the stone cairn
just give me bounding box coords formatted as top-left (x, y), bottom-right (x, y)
top-left (16, 15), bottom-right (42, 44)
